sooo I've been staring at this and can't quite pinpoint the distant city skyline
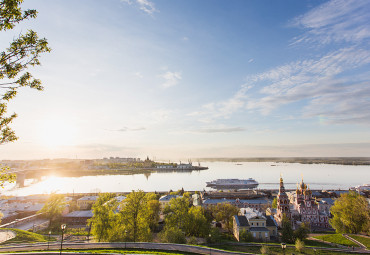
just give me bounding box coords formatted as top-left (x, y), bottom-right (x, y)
top-left (1, 0), bottom-right (370, 160)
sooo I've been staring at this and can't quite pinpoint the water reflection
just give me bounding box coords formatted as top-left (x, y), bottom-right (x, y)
top-left (2, 162), bottom-right (369, 196)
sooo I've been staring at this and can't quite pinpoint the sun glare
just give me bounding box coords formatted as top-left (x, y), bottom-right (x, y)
top-left (39, 119), bottom-right (77, 148)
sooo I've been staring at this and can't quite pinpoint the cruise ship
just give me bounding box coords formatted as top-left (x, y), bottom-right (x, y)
top-left (206, 178), bottom-right (259, 189)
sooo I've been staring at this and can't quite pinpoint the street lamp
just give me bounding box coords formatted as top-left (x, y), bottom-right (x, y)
top-left (281, 243), bottom-right (286, 255)
top-left (60, 224), bottom-right (66, 255)
top-left (48, 230), bottom-right (51, 250)
top-left (209, 234), bottom-right (211, 255)
top-left (125, 230), bottom-right (128, 249)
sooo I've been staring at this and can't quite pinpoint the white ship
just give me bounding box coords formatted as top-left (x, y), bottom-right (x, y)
top-left (206, 178), bottom-right (259, 189)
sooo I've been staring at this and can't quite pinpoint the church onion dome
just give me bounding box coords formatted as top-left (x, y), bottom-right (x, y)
top-left (296, 183), bottom-right (301, 194)
top-left (300, 178), bottom-right (307, 190)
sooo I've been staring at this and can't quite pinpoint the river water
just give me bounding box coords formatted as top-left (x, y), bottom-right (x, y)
top-left (2, 162), bottom-right (369, 196)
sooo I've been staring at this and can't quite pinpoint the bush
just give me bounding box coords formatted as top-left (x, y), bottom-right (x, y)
top-left (159, 227), bottom-right (186, 244)
top-left (239, 229), bottom-right (253, 242)
top-left (295, 239), bottom-right (305, 253)
top-left (187, 236), bottom-right (198, 245)
top-left (260, 245), bottom-right (270, 255)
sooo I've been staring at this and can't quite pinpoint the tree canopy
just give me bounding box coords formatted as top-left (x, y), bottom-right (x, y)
top-left (330, 191), bottom-right (370, 234)
top-left (38, 193), bottom-right (66, 228)
top-left (0, 0), bottom-right (50, 144)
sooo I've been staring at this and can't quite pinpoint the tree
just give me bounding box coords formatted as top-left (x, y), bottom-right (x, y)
top-left (295, 239), bottom-right (305, 253)
top-left (0, 165), bottom-right (15, 188)
top-left (294, 222), bottom-right (310, 241)
top-left (38, 193), bottom-right (66, 228)
top-left (185, 206), bottom-right (210, 237)
top-left (146, 193), bottom-right (160, 232)
top-left (239, 229), bottom-right (253, 242)
top-left (0, 0), bottom-right (50, 144)
top-left (272, 197), bottom-right (277, 209)
top-left (212, 203), bottom-right (239, 232)
top-left (330, 191), bottom-right (370, 234)
top-left (119, 190), bottom-right (152, 242)
top-left (281, 214), bottom-right (294, 244)
top-left (164, 196), bottom-right (190, 230)
top-left (159, 226), bottom-right (186, 244)
top-left (88, 193), bottom-right (117, 242)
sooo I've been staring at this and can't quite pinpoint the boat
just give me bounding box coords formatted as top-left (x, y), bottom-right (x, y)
top-left (206, 178), bottom-right (259, 189)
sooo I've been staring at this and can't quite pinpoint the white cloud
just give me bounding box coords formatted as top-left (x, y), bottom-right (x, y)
top-left (160, 71), bottom-right (182, 88)
top-left (248, 58), bottom-right (254, 63)
top-left (120, 0), bottom-right (157, 15)
top-left (291, 0), bottom-right (370, 44)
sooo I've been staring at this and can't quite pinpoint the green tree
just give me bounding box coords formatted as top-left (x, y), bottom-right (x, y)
top-left (294, 222), bottom-right (310, 241)
top-left (0, 165), bottom-right (15, 188)
top-left (212, 203), bottom-right (239, 232)
top-left (159, 226), bottom-right (186, 244)
top-left (185, 206), bottom-right (210, 237)
top-left (88, 193), bottom-right (117, 242)
top-left (0, 0), bottom-right (50, 144)
top-left (119, 190), bottom-right (151, 242)
top-left (281, 215), bottom-right (294, 244)
top-left (146, 195), bottom-right (160, 232)
top-left (272, 197), bottom-right (277, 209)
top-left (239, 229), bottom-right (253, 242)
top-left (330, 191), bottom-right (370, 234)
top-left (295, 239), bottom-right (305, 253)
top-left (164, 196), bottom-right (190, 230)
top-left (38, 193), bottom-right (66, 228)
top-left (207, 227), bottom-right (223, 243)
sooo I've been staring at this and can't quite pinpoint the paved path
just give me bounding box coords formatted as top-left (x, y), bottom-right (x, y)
top-left (0, 230), bottom-right (16, 243)
top-left (343, 234), bottom-right (370, 253)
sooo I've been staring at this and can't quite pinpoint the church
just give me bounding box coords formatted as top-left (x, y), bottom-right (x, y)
top-left (275, 176), bottom-right (329, 229)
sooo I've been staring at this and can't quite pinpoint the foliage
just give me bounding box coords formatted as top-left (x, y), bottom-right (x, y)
top-left (281, 215), bottom-right (294, 244)
top-left (207, 227), bottom-right (223, 243)
top-left (184, 206), bottom-right (210, 237)
top-left (88, 193), bottom-right (117, 242)
top-left (1, 228), bottom-right (53, 244)
top-left (348, 234), bottom-right (370, 249)
top-left (0, 0), bottom-right (50, 144)
top-left (187, 236), bottom-right (198, 245)
top-left (164, 196), bottom-right (190, 230)
top-left (271, 197), bottom-right (277, 209)
top-left (294, 222), bottom-right (310, 241)
top-left (147, 199), bottom-right (160, 231)
top-left (0, 165), bottom-right (15, 188)
top-left (260, 245), bottom-right (270, 255)
top-left (315, 234), bottom-right (358, 247)
top-left (119, 190), bottom-right (152, 242)
top-left (38, 193), bottom-right (66, 227)
top-left (159, 226), bottom-right (186, 244)
top-left (239, 229), bottom-right (253, 242)
top-left (295, 239), bottom-right (305, 253)
top-left (330, 191), bottom-right (370, 234)
top-left (211, 203), bottom-right (239, 232)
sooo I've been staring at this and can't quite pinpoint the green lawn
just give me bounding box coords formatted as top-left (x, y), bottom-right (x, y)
top-left (60, 249), bottom-right (197, 255)
top-left (0, 228), bottom-right (55, 245)
top-left (348, 235), bottom-right (370, 249)
top-left (215, 244), bottom-right (361, 255)
top-left (315, 234), bottom-right (358, 247)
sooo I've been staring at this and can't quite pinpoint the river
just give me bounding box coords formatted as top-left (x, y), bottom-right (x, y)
top-left (2, 162), bottom-right (369, 196)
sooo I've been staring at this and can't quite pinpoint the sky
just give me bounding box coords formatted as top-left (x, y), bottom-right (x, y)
top-left (1, 0), bottom-right (370, 160)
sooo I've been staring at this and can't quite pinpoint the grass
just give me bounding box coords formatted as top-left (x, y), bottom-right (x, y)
top-left (56, 249), bottom-right (197, 255)
top-left (304, 239), bottom-right (336, 248)
top-left (215, 244), bottom-right (362, 255)
top-left (315, 234), bottom-right (358, 247)
top-left (348, 234), bottom-right (370, 249)
top-left (0, 228), bottom-right (55, 245)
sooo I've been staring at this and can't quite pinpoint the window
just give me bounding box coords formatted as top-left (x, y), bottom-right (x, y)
top-left (257, 222), bottom-right (259, 226)
top-left (265, 232), bottom-right (268, 237)
top-left (262, 223), bottom-right (264, 226)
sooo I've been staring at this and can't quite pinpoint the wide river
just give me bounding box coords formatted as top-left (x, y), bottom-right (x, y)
top-left (2, 162), bottom-right (369, 196)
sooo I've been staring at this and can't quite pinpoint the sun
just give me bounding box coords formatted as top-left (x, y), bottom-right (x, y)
top-left (39, 119), bottom-right (77, 148)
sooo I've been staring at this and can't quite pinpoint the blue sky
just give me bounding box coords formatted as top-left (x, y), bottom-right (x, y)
top-left (1, 0), bottom-right (370, 160)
